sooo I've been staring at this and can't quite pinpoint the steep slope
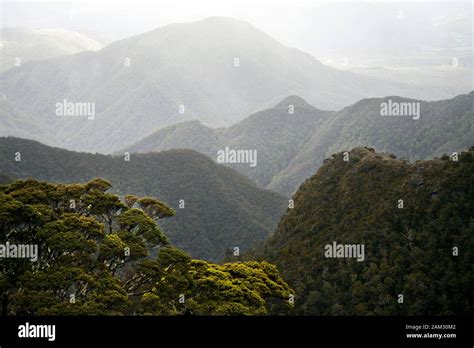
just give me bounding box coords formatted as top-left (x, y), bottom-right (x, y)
top-left (124, 96), bottom-right (333, 188)
top-left (124, 120), bottom-right (219, 157)
top-left (252, 147), bottom-right (474, 315)
top-left (0, 27), bottom-right (103, 72)
top-left (219, 96), bottom-right (333, 187)
top-left (0, 98), bottom-right (52, 141)
top-left (0, 137), bottom-right (287, 261)
top-left (0, 17), bottom-right (440, 153)
top-left (270, 91), bottom-right (474, 195)
top-left (124, 92), bottom-right (473, 196)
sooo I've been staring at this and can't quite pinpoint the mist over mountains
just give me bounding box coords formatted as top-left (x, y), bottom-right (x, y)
top-left (0, 17), bottom-right (462, 154)
top-left (0, 7), bottom-right (473, 320)
top-left (0, 27), bottom-right (103, 73)
top-left (123, 95), bottom-right (334, 189)
top-left (124, 92), bottom-right (474, 196)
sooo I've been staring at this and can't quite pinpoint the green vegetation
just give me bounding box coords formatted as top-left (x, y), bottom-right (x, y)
top-left (0, 178), bottom-right (292, 315)
top-left (124, 92), bottom-right (473, 197)
top-left (0, 137), bottom-right (287, 261)
top-left (270, 92), bottom-right (474, 195)
top-left (124, 96), bottom-right (333, 189)
top-left (251, 146), bottom-right (474, 315)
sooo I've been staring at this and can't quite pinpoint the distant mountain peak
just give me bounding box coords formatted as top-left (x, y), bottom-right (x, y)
top-left (274, 96), bottom-right (312, 109)
top-left (198, 16), bottom-right (251, 25)
top-left (144, 16), bottom-right (262, 39)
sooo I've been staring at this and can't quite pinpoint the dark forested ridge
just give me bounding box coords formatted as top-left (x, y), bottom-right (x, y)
top-left (0, 137), bottom-right (287, 261)
top-left (269, 92), bottom-right (474, 195)
top-left (250, 146), bottom-right (474, 315)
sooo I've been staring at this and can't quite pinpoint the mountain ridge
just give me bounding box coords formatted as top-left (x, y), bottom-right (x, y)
top-left (0, 27), bottom-right (104, 73)
top-left (0, 136), bottom-right (287, 261)
top-left (269, 91), bottom-right (473, 195)
top-left (122, 91), bottom-right (473, 196)
top-left (122, 94), bottom-right (334, 189)
top-left (0, 16), bottom-right (452, 154)
top-left (249, 146), bottom-right (474, 315)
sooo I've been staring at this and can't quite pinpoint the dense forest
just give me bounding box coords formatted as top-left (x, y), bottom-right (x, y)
top-left (250, 146), bottom-right (474, 315)
top-left (0, 137), bottom-right (287, 261)
top-left (270, 92), bottom-right (474, 195)
top-left (0, 178), bottom-right (292, 315)
top-left (1, 142), bottom-right (472, 316)
top-left (0, 5), bottom-right (472, 324)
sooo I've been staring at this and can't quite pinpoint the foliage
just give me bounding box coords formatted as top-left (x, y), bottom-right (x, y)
top-left (270, 93), bottom-right (474, 195)
top-left (123, 96), bottom-right (333, 189)
top-left (0, 178), bottom-right (292, 315)
top-left (135, 249), bottom-right (293, 315)
top-left (252, 147), bottom-right (474, 315)
top-left (123, 93), bottom-right (474, 197)
top-left (0, 137), bottom-right (287, 261)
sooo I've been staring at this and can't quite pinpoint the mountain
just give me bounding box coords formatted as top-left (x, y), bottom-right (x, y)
top-left (250, 146), bottom-right (474, 315)
top-left (0, 98), bottom-right (37, 138)
top-left (0, 27), bottom-right (103, 73)
top-left (124, 95), bottom-right (333, 188)
top-left (0, 137), bottom-right (287, 261)
top-left (0, 17), bottom-right (447, 154)
top-left (269, 92), bottom-right (474, 195)
top-left (124, 120), bottom-right (219, 158)
top-left (125, 92), bottom-right (474, 196)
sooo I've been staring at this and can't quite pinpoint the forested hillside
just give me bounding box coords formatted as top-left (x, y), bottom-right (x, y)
top-left (124, 95), bottom-right (333, 188)
top-left (251, 146), bottom-right (474, 315)
top-left (270, 92), bottom-right (474, 195)
top-left (125, 92), bottom-right (473, 197)
top-left (0, 137), bottom-right (287, 261)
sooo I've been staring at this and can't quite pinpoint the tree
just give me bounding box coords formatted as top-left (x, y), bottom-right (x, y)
top-left (135, 250), bottom-right (293, 315)
top-left (0, 178), bottom-right (171, 315)
top-left (0, 178), bottom-right (293, 315)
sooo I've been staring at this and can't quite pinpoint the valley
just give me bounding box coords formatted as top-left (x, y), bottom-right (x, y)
top-left (0, 4), bottom-right (472, 320)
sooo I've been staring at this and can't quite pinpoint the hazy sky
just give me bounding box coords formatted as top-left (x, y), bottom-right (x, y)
top-left (1, 0), bottom-right (472, 64)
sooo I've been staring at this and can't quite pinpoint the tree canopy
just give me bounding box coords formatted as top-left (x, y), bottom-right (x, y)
top-left (0, 178), bottom-right (292, 315)
top-left (252, 147), bottom-right (474, 315)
